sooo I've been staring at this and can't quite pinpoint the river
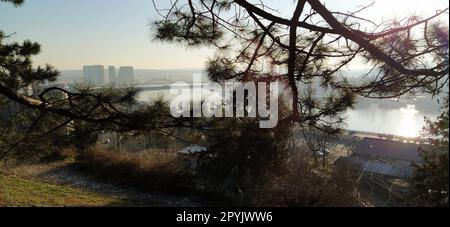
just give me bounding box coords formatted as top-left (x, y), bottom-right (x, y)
top-left (138, 89), bottom-right (443, 138)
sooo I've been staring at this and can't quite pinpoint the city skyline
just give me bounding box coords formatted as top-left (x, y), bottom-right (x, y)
top-left (83, 65), bottom-right (135, 86)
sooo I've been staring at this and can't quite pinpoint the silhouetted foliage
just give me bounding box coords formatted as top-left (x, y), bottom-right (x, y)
top-left (1, 0), bottom-right (23, 7)
top-left (409, 97), bottom-right (449, 207)
top-left (153, 0), bottom-right (449, 206)
top-left (153, 0), bottom-right (448, 132)
top-left (0, 1), bottom-right (200, 159)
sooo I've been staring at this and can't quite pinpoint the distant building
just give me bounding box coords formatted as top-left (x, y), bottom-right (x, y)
top-left (337, 137), bottom-right (431, 179)
top-left (116, 66), bottom-right (134, 85)
top-left (333, 137), bottom-right (434, 206)
top-left (354, 137), bottom-right (425, 164)
top-left (83, 65), bottom-right (105, 86)
top-left (108, 66), bottom-right (116, 84)
top-left (82, 65), bottom-right (91, 83)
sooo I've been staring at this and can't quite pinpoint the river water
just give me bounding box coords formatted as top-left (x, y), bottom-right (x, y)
top-left (346, 97), bottom-right (441, 138)
top-left (138, 89), bottom-right (442, 138)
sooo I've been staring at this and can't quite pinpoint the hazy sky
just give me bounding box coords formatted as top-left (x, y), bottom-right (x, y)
top-left (0, 0), bottom-right (448, 70)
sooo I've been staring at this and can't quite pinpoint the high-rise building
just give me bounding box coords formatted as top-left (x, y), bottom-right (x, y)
top-left (108, 66), bottom-right (116, 84)
top-left (83, 65), bottom-right (92, 84)
top-left (116, 66), bottom-right (134, 85)
top-left (83, 65), bottom-right (105, 86)
top-left (91, 65), bottom-right (105, 86)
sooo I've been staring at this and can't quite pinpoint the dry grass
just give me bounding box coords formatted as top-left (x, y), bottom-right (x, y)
top-left (77, 148), bottom-right (196, 193)
top-left (0, 172), bottom-right (129, 207)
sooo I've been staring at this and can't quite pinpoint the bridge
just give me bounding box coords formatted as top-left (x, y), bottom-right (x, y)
top-left (132, 83), bottom-right (207, 92)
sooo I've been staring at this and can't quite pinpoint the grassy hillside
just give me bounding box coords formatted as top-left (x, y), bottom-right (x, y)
top-left (0, 173), bottom-right (129, 207)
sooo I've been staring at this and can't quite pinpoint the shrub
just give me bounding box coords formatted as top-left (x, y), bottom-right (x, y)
top-left (251, 151), bottom-right (362, 207)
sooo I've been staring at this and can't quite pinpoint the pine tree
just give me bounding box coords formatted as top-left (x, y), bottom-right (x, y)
top-left (153, 0), bottom-right (449, 133)
top-left (0, 0), bottom-right (183, 158)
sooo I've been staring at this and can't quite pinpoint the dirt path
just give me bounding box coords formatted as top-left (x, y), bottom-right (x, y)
top-left (5, 161), bottom-right (206, 207)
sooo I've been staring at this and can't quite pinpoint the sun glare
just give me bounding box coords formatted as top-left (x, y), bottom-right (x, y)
top-left (396, 105), bottom-right (421, 138)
